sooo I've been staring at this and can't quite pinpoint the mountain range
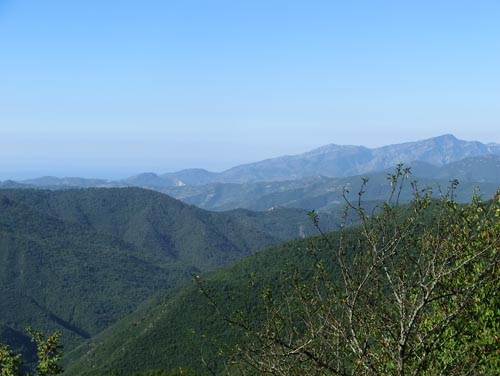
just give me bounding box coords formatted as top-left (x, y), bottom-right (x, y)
top-left (3, 135), bottom-right (499, 214)
top-left (126, 134), bottom-right (500, 185)
top-left (3, 135), bottom-right (500, 191)
top-left (184, 134), bottom-right (500, 184)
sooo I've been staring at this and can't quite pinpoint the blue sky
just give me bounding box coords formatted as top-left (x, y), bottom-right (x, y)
top-left (1, 0), bottom-right (499, 179)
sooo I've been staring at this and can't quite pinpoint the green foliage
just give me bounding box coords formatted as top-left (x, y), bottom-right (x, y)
top-left (207, 167), bottom-right (500, 375)
top-left (131, 368), bottom-right (196, 376)
top-left (0, 343), bottom-right (23, 376)
top-left (0, 328), bottom-right (63, 376)
top-left (27, 328), bottom-right (63, 376)
top-left (63, 235), bottom-right (341, 375)
top-left (417, 193), bottom-right (500, 373)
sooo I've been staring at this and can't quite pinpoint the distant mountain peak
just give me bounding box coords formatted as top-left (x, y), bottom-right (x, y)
top-left (434, 133), bottom-right (457, 141)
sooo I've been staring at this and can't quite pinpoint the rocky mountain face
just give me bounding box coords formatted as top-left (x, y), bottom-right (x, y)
top-left (120, 134), bottom-right (500, 185)
top-left (371, 134), bottom-right (500, 168)
top-left (212, 134), bottom-right (500, 183)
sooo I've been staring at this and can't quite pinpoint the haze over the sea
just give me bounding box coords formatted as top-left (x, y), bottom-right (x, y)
top-left (1, 0), bottom-right (498, 179)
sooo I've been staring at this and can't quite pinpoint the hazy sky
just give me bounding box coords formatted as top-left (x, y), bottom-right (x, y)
top-left (1, 0), bottom-right (499, 179)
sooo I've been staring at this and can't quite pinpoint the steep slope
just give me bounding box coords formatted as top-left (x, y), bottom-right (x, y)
top-left (0, 188), bottom-right (339, 362)
top-left (63, 234), bottom-right (336, 375)
top-left (0, 193), bottom-right (184, 354)
top-left (369, 134), bottom-right (500, 168)
top-left (218, 145), bottom-right (373, 183)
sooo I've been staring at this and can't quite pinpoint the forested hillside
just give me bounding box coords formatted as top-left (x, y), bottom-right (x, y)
top-left (0, 188), bottom-right (342, 366)
top-left (63, 233), bottom-right (337, 375)
top-left (3, 181), bottom-right (498, 375)
top-left (63, 178), bottom-right (500, 375)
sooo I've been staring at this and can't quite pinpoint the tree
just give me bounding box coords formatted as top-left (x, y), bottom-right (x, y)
top-left (0, 344), bottom-right (23, 376)
top-left (0, 328), bottom-right (63, 376)
top-left (199, 165), bottom-right (500, 375)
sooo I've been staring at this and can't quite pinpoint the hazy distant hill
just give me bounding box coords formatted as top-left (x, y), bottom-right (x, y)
top-left (122, 172), bottom-right (182, 188)
top-left (0, 180), bottom-right (32, 189)
top-left (161, 168), bottom-right (218, 186)
top-left (160, 169), bottom-right (500, 212)
top-left (21, 176), bottom-right (115, 188)
top-left (412, 154), bottom-right (500, 183)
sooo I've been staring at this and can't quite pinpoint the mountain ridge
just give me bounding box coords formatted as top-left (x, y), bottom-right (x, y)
top-left (4, 134), bottom-right (499, 189)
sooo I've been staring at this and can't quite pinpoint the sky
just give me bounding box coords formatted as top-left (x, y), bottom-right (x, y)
top-left (1, 0), bottom-right (499, 179)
